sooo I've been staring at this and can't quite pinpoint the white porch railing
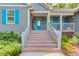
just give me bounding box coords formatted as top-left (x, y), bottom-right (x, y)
top-left (21, 25), bottom-right (30, 51)
top-left (51, 23), bottom-right (75, 32)
top-left (48, 23), bottom-right (62, 51)
top-left (62, 23), bottom-right (75, 32)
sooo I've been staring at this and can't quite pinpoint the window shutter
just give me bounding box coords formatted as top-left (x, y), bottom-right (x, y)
top-left (2, 8), bottom-right (6, 24)
top-left (15, 8), bottom-right (19, 24)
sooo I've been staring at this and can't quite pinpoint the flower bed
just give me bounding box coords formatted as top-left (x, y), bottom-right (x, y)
top-left (0, 31), bottom-right (22, 56)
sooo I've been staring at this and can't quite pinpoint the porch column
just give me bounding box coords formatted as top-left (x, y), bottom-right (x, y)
top-left (58, 15), bottom-right (63, 51)
top-left (60, 15), bottom-right (63, 31)
top-left (47, 12), bottom-right (50, 30)
top-left (28, 8), bottom-right (30, 26)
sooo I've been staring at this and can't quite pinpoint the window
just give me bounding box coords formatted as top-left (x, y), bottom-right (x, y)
top-left (7, 9), bottom-right (15, 24)
top-left (50, 17), bottom-right (60, 23)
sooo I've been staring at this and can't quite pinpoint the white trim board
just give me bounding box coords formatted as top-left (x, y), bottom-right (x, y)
top-left (0, 5), bottom-right (27, 7)
top-left (31, 11), bottom-right (48, 13)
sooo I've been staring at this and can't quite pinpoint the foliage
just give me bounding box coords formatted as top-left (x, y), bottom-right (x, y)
top-left (0, 42), bottom-right (22, 56)
top-left (72, 36), bottom-right (79, 44)
top-left (62, 35), bottom-right (76, 53)
top-left (0, 31), bottom-right (22, 56)
top-left (0, 31), bottom-right (21, 43)
top-left (62, 43), bottom-right (76, 53)
top-left (74, 32), bottom-right (79, 44)
top-left (52, 3), bottom-right (79, 8)
top-left (74, 32), bottom-right (79, 38)
top-left (53, 3), bottom-right (66, 8)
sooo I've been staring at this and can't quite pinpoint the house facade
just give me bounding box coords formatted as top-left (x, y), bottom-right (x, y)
top-left (0, 3), bottom-right (79, 52)
top-left (0, 3), bottom-right (79, 32)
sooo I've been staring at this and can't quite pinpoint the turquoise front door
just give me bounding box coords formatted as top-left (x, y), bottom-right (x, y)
top-left (36, 18), bottom-right (42, 30)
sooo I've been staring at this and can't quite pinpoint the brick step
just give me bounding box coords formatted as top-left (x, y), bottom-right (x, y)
top-left (29, 36), bottom-right (52, 38)
top-left (30, 32), bottom-right (49, 35)
top-left (30, 32), bottom-right (49, 33)
top-left (29, 35), bottom-right (52, 37)
top-left (25, 43), bottom-right (57, 46)
top-left (25, 44), bottom-right (57, 47)
top-left (30, 34), bottom-right (51, 36)
top-left (25, 45), bottom-right (57, 48)
top-left (25, 41), bottom-right (56, 43)
top-left (23, 48), bottom-right (59, 52)
top-left (31, 31), bottom-right (48, 33)
top-left (28, 37), bottom-right (52, 39)
top-left (26, 40), bottom-right (54, 42)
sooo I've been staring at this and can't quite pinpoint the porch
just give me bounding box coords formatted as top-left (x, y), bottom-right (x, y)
top-left (50, 15), bottom-right (75, 32)
top-left (30, 12), bottom-right (75, 32)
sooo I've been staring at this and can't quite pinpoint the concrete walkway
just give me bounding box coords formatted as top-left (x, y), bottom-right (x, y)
top-left (20, 52), bottom-right (64, 56)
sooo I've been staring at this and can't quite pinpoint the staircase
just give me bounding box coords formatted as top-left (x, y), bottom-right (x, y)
top-left (23, 30), bottom-right (59, 52)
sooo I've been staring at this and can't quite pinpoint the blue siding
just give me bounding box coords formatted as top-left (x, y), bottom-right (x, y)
top-left (74, 12), bottom-right (79, 32)
top-left (2, 8), bottom-right (6, 24)
top-left (15, 8), bottom-right (20, 24)
top-left (32, 3), bottom-right (48, 11)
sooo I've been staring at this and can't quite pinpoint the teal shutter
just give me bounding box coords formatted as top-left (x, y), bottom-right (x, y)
top-left (15, 8), bottom-right (19, 24)
top-left (2, 8), bottom-right (6, 24)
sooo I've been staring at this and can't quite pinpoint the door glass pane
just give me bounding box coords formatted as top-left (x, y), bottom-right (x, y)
top-left (37, 20), bottom-right (40, 26)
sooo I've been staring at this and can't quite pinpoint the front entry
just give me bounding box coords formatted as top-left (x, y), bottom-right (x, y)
top-left (36, 18), bottom-right (42, 30)
top-left (32, 17), bottom-right (47, 30)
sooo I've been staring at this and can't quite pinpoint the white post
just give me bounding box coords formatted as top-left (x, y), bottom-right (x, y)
top-left (28, 8), bottom-right (30, 26)
top-left (21, 32), bottom-right (25, 51)
top-left (58, 31), bottom-right (62, 51)
top-left (47, 12), bottom-right (50, 30)
top-left (57, 15), bottom-right (63, 51)
top-left (60, 15), bottom-right (63, 31)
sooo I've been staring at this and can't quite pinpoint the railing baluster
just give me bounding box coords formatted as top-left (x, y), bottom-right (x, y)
top-left (21, 25), bottom-right (30, 51)
top-left (52, 23), bottom-right (75, 32)
top-left (48, 23), bottom-right (62, 51)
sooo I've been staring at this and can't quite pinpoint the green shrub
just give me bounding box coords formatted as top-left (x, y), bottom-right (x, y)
top-left (0, 31), bottom-right (21, 43)
top-left (0, 42), bottom-right (22, 56)
top-left (74, 33), bottom-right (79, 44)
top-left (0, 31), bottom-right (22, 56)
top-left (72, 36), bottom-right (79, 44)
top-left (62, 43), bottom-right (76, 53)
top-left (0, 49), bottom-right (10, 56)
top-left (62, 35), bottom-right (76, 54)
top-left (62, 35), bottom-right (73, 45)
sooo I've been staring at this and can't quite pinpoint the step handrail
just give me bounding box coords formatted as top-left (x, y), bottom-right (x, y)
top-left (48, 23), bottom-right (62, 51)
top-left (21, 25), bottom-right (30, 51)
top-left (48, 23), bottom-right (58, 35)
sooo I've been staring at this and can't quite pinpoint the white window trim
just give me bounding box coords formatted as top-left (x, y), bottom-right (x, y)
top-left (6, 9), bottom-right (15, 24)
